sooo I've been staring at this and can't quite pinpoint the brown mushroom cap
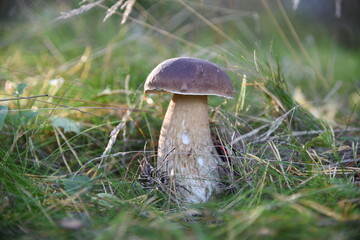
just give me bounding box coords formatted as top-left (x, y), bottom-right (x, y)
top-left (144, 57), bottom-right (234, 98)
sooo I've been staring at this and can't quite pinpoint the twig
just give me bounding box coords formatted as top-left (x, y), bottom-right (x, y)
top-left (0, 95), bottom-right (49, 102)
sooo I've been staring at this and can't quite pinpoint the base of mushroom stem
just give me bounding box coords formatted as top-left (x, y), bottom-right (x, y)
top-left (139, 158), bottom-right (237, 204)
top-left (153, 169), bottom-right (222, 203)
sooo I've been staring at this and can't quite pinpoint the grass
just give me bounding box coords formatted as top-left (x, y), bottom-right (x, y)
top-left (0, 0), bottom-right (359, 239)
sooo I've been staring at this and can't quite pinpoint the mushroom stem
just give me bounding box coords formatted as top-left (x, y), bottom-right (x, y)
top-left (158, 94), bottom-right (221, 203)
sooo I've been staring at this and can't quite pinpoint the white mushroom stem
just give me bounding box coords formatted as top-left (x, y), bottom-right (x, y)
top-left (157, 94), bottom-right (221, 203)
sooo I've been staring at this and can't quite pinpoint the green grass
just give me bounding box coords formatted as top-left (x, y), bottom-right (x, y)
top-left (1, 1), bottom-right (359, 239)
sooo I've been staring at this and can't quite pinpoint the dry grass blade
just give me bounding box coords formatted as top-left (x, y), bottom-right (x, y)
top-left (269, 141), bottom-right (291, 189)
top-left (246, 153), bottom-right (283, 176)
top-left (103, 0), bottom-right (136, 23)
top-left (56, 0), bottom-right (104, 20)
top-left (54, 126), bottom-right (72, 173)
top-left (67, 46), bottom-right (92, 75)
top-left (235, 74), bottom-right (247, 116)
top-left (232, 106), bottom-right (295, 144)
top-left (96, 3), bottom-right (203, 50)
top-left (259, 111), bottom-right (298, 141)
top-left (259, 0), bottom-right (299, 63)
top-left (258, 83), bottom-right (286, 112)
top-left (290, 128), bottom-right (360, 137)
top-left (74, 150), bottom-right (151, 177)
top-left (175, 0), bottom-right (246, 54)
top-left (55, 126), bottom-right (83, 167)
top-left (275, 0), bottom-right (328, 87)
top-left (97, 110), bottom-right (131, 171)
top-left (300, 200), bottom-right (345, 221)
top-left (121, 0), bottom-right (136, 24)
top-left (103, 0), bottom-right (125, 22)
top-left (230, 124), bottom-right (269, 144)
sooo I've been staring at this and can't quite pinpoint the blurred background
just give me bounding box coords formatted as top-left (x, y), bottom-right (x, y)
top-left (0, 0), bottom-right (359, 125)
top-left (1, 0), bottom-right (359, 47)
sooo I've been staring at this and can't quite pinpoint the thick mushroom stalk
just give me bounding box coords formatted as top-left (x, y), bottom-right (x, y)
top-left (144, 57), bottom-right (234, 203)
top-left (158, 94), bottom-right (220, 203)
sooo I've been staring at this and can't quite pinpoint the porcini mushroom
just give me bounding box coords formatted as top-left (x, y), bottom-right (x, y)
top-left (144, 57), bottom-right (234, 203)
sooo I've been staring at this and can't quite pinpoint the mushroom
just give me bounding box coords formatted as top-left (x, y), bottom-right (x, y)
top-left (144, 57), bottom-right (234, 203)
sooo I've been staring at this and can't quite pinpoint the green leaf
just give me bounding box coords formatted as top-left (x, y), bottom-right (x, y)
top-left (51, 117), bottom-right (80, 133)
top-left (61, 175), bottom-right (92, 195)
top-left (93, 193), bottom-right (121, 207)
top-left (0, 105), bottom-right (8, 130)
top-left (16, 83), bottom-right (28, 95)
top-left (305, 129), bottom-right (334, 148)
top-left (96, 193), bottom-right (120, 200)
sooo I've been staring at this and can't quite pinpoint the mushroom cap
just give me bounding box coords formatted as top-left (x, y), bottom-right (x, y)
top-left (144, 57), bottom-right (234, 98)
